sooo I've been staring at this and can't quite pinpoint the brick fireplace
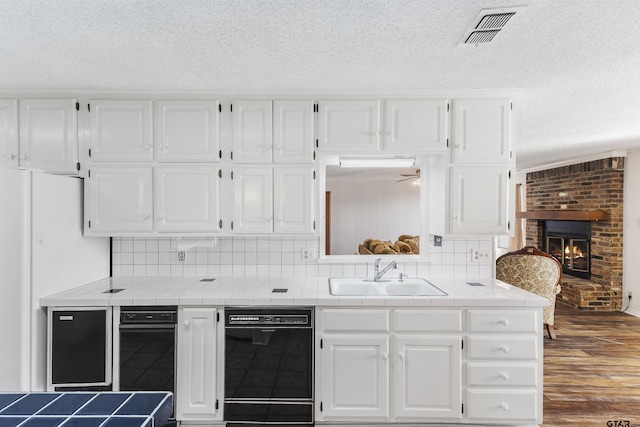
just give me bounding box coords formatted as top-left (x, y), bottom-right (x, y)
top-left (524, 158), bottom-right (624, 311)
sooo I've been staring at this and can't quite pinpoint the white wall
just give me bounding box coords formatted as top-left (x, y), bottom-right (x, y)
top-left (623, 150), bottom-right (640, 316)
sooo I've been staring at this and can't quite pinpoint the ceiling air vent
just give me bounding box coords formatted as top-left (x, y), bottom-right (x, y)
top-left (462, 8), bottom-right (521, 45)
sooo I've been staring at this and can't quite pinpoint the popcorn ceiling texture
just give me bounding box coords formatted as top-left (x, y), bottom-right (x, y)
top-left (3, 0), bottom-right (640, 170)
top-left (110, 236), bottom-right (494, 279)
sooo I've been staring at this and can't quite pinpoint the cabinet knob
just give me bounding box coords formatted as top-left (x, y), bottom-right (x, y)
top-left (183, 320), bottom-right (190, 327)
top-left (265, 144), bottom-right (272, 151)
top-left (500, 319), bottom-right (510, 326)
top-left (398, 352), bottom-right (404, 360)
top-left (500, 345), bottom-right (510, 354)
top-left (381, 353), bottom-right (388, 360)
top-left (500, 403), bottom-right (509, 412)
top-left (142, 144), bottom-right (151, 150)
top-left (265, 216), bottom-right (272, 222)
top-left (141, 213), bottom-right (151, 220)
top-left (20, 154), bottom-right (29, 160)
top-left (500, 373), bottom-right (509, 381)
top-left (275, 145), bottom-right (281, 151)
top-left (7, 154), bottom-right (16, 160)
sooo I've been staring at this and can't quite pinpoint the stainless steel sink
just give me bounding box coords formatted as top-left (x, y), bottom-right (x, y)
top-left (328, 278), bottom-right (447, 296)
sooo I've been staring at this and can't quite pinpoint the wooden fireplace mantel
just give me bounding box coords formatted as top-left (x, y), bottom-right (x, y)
top-left (516, 210), bottom-right (607, 221)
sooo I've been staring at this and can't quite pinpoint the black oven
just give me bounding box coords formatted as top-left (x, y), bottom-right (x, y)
top-left (224, 307), bottom-right (314, 424)
top-left (119, 306), bottom-right (177, 421)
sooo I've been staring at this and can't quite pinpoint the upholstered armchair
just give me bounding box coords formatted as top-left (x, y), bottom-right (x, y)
top-left (496, 246), bottom-right (562, 339)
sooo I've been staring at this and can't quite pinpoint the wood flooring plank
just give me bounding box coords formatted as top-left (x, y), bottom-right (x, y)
top-left (542, 301), bottom-right (640, 426)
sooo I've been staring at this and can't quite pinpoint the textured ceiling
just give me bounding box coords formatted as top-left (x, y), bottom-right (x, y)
top-left (2, 0), bottom-right (640, 171)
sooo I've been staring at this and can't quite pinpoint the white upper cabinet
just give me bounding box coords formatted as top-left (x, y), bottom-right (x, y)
top-left (155, 165), bottom-right (221, 233)
top-left (383, 99), bottom-right (448, 153)
top-left (232, 167), bottom-right (273, 234)
top-left (232, 100), bottom-right (273, 163)
top-left (317, 100), bottom-right (381, 152)
top-left (0, 99), bottom-right (19, 168)
top-left (273, 166), bottom-right (315, 234)
top-left (89, 99), bottom-right (153, 161)
top-left (273, 100), bottom-right (314, 163)
top-left (451, 98), bottom-right (511, 164)
top-left (232, 166), bottom-right (315, 234)
top-left (85, 166), bottom-right (153, 234)
top-left (155, 100), bottom-right (220, 162)
top-left (449, 165), bottom-right (510, 235)
top-left (19, 98), bottom-right (78, 174)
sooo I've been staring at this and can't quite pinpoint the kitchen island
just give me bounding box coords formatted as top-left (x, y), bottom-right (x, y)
top-left (41, 276), bottom-right (547, 427)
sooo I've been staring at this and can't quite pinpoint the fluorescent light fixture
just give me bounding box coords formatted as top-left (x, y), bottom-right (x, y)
top-left (339, 157), bottom-right (415, 168)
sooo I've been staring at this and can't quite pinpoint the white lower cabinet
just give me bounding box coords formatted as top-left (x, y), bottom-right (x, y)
top-left (176, 307), bottom-right (222, 422)
top-left (316, 308), bottom-right (462, 423)
top-left (465, 308), bottom-right (543, 425)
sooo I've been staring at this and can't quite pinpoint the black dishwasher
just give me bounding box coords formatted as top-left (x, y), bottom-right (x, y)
top-left (224, 307), bottom-right (314, 425)
top-left (50, 308), bottom-right (111, 389)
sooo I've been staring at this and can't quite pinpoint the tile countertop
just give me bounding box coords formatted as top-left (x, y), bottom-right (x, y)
top-left (40, 276), bottom-right (548, 308)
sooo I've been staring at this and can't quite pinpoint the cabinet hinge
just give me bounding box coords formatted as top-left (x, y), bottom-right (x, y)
top-left (88, 103), bottom-right (91, 112)
top-left (231, 221), bottom-right (234, 230)
top-left (447, 102), bottom-right (450, 112)
top-left (230, 104), bottom-right (233, 112)
top-left (313, 151), bottom-right (316, 161)
top-left (218, 169), bottom-right (222, 178)
top-left (510, 102), bottom-right (513, 111)
top-left (320, 401), bottom-right (323, 412)
top-left (75, 102), bottom-right (80, 111)
top-left (446, 138), bottom-right (449, 148)
top-left (88, 169), bottom-right (91, 178)
top-left (215, 399), bottom-right (219, 410)
top-left (76, 162), bottom-right (81, 172)
top-left (231, 171), bottom-right (234, 180)
top-left (231, 151), bottom-right (233, 161)
top-left (320, 338), bottom-right (323, 349)
top-left (461, 339), bottom-right (464, 350)
top-left (219, 150), bottom-right (222, 159)
top-left (88, 148), bottom-right (92, 158)
top-left (313, 170), bottom-right (316, 179)
top-left (216, 312), bottom-right (220, 322)
top-left (508, 169), bottom-right (512, 179)
top-left (462, 403), bottom-right (464, 414)
top-left (219, 219), bottom-right (222, 229)
top-left (315, 139), bottom-right (319, 149)
top-left (218, 104), bottom-right (222, 113)
top-left (508, 220), bottom-right (511, 231)
top-left (88, 220), bottom-right (91, 228)
top-left (313, 220), bottom-right (316, 231)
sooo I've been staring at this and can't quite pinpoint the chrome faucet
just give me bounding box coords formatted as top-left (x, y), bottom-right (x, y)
top-left (373, 258), bottom-right (397, 282)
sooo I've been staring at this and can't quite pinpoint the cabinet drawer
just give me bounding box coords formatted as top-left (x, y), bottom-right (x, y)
top-left (467, 363), bottom-right (538, 387)
top-left (466, 389), bottom-right (539, 422)
top-left (395, 309), bottom-right (462, 332)
top-left (468, 337), bottom-right (537, 360)
top-left (321, 309), bottom-right (389, 332)
top-left (467, 310), bottom-right (538, 333)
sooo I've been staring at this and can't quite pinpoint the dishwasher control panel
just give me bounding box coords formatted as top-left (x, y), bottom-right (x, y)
top-left (226, 308), bottom-right (312, 327)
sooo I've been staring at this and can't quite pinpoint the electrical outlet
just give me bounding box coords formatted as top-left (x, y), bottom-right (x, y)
top-left (471, 249), bottom-right (490, 263)
top-left (628, 291), bottom-right (633, 301)
top-left (302, 248), bottom-right (317, 262)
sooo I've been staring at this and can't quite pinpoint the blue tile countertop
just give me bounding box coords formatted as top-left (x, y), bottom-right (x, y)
top-left (0, 392), bottom-right (172, 427)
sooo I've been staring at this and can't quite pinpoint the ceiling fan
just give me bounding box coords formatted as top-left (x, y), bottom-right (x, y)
top-left (397, 169), bottom-right (420, 183)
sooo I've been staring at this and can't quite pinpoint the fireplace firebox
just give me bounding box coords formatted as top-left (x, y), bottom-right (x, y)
top-left (544, 220), bottom-right (591, 279)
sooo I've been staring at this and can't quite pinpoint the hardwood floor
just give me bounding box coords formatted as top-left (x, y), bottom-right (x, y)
top-left (543, 301), bottom-right (640, 426)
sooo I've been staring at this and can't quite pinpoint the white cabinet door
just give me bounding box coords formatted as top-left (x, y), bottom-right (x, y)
top-left (273, 100), bottom-right (314, 163)
top-left (155, 165), bottom-right (221, 233)
top-left (232, 100), bottom-right (272, 163)
top-left (394, 336), bottom-right (461, 420)
top-left (319, 335), bottom-right (389, 420)
top-left (19, 98), bottom-right (78, 174)
top-left (85, 166), bottom-right (153, 233)
top-left (89, 99), bottom-right (153, 161)
top-left (273, 166), bottom-right (314, 234)
top-left (449, 165), bottom-right (510, 235)
top-left (383, 99), bottom-right (448, 153)
top-left (317, 100), bottom-right (380, 152)
top-left (0, 99), bottom-right (19, 168)
top-left (451, 98), bottom-right (511, 164)
top-left (155, 100), bottom-right (220, 162)
top-left (176, 307), bottom-right (218, 421)
top-left (232, 167), bottom-right (273, 234)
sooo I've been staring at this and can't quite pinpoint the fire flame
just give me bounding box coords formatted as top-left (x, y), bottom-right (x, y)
top-left (565, 245), bottom-right (584, 258)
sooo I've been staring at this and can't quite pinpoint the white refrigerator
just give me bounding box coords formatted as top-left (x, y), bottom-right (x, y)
top-left (0, 169), bottom-right (110, 392)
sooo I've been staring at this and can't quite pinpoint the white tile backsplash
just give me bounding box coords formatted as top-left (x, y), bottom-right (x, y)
top-left (111, 236), bottom-right (495, 278)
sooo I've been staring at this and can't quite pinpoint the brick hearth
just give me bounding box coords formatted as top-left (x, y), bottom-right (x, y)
top-left (525, 158), bottom-right (624, 311)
